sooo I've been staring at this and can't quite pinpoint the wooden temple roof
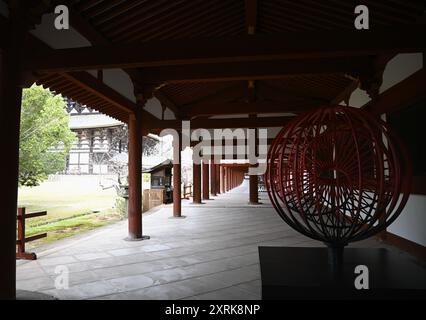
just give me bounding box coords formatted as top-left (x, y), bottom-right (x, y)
top-left (15, 0), bottom-right (426, 127)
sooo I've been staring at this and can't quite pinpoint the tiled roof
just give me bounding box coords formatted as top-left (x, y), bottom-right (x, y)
top-left (69, 113), bottom-right (123, 129)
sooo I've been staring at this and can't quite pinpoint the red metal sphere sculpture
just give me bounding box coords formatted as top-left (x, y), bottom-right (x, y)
top-left (266, 105), bottom-right (411, 248)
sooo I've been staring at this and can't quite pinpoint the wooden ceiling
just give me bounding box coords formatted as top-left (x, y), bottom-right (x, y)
top-left (71, 0), bottom-right (424, 39)
top-left (25, 0), bottom-right (426, 126)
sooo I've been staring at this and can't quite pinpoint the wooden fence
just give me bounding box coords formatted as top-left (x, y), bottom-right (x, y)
top-left (182, 184), bottom-right (192, 199)
top-left (16, 207), bottom-right (47, 260)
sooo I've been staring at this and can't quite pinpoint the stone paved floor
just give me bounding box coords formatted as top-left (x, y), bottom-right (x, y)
top-left (16, 181), bottom-right (404, 300)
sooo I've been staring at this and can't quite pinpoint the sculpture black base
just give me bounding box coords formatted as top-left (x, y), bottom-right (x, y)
top-left (259, 246), bottom-right (426, 300)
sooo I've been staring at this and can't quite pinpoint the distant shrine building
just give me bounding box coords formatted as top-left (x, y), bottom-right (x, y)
top-left (65, 101), bottom-right (160, 175)
top-left (66, 100), bottom-right (127, 175)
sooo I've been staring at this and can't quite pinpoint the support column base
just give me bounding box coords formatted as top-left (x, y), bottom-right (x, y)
top-left (169, 215), bottom-right (187, 219)
top-left (248, 201), bottom-right (262, 205)
top-left (124, 235), bottom-right (150, 242)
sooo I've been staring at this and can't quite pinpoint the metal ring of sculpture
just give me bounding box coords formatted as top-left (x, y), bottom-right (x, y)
top-left (266, 105), bottom-right (411, 247)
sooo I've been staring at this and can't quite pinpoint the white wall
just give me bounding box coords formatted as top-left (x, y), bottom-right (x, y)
top-left (30, 13), bottom-right (137, 104)
top-left (364, 53), bottom-right (425, 246)
top-left (144, 97), bottom-right (175, 120)
top-left (388, 194), bottom-right (426, 246)
top-left (30, 13), bottom-right (91, 49)
top-left (347, 53), bottom-right (424, 109)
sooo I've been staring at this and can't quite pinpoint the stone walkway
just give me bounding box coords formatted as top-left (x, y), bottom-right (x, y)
top-left (16, 181), bottom-right (402, 300)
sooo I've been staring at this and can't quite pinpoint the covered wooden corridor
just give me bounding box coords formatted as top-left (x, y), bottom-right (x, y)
top-left (1, 0), bottom-right (425, 299)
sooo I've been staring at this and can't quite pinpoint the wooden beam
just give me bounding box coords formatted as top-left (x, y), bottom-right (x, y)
top-left (179, 82), bottom-right (324, 116)
top-left (188, 100), bottom-right (316, 118)
top-left (363, 68), bottom-right (425, 115)
top-left (190, 138), bottom-right (275, 148)
top-left (256, 82), bottom-right (328, 104)
top-left (60, 71), bottom-right (159, 125)
top-left (181, 84), bottom-right (246, 108)
top-left (61, 71), bottom-right (136, 114)
top-left (146, 116), bottom-right (293, 131)
top-left (330, 79), bottom-right (359, 105)
top-left (24, 27), bottom-right (426, 72)
top-left (245, 0), bottom-right (257, 35)
top-left (153, 90), bottom-right (180, 118)
top-left (135, 58), bottom-right (370, 83)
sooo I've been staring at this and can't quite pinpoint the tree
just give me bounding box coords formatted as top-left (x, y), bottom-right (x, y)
top-left (19, 84), bottom-right (75, 186)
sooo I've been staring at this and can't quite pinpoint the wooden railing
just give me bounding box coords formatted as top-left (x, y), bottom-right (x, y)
top-left (182, 184), bottom-right (192, 199)
top-left (16, 207), bottom-right (47, 260)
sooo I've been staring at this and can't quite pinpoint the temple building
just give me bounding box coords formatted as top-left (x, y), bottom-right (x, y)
top-left (65, 100), bottom-right (159, 175)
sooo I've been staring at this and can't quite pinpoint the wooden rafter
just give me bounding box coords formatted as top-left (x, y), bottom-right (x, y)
top-left (153, 90), bottom-right (181, 118)
top-left (135, 58), bottom-right (370, 83)
top-left (24, 26), bottom-right (426, 72)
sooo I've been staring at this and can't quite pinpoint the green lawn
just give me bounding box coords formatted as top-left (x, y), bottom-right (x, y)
top-left (18, 175), bottom-right (125, 248)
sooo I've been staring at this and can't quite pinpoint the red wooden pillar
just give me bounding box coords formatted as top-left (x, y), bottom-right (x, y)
top-left (210, 159), bottom-right (217, 196)
top-left (202, 160), bottom-right (209, 200)
top-left (249, 171), bottom-right (259, 204)
top-left (173, 133), bottom-right (182, 217)
top-left (0, 6), bottom-right (26, 299)
top-left (215, 164), bottom-right (220, 194)
top-left (193, 162), bottom-right (202, 203)
top-left (0, 52), bottom-right (22, 300)
top-left (232, 169), bottom-right (235, 189)
top-left (231, 170), bottom-right (234, 189)
top-left (220, 165), bottom-right (225, 193)
top-left (127, 108), bottom-right (149, 240)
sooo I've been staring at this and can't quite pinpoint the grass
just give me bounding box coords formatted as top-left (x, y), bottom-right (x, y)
top-left (18, 175), bottom-right (125, 248)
